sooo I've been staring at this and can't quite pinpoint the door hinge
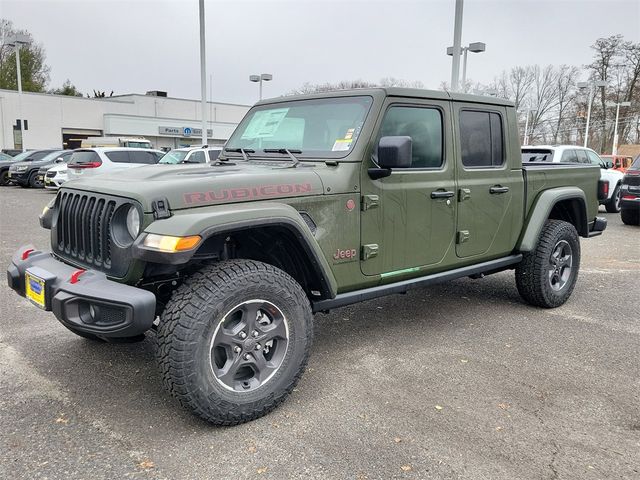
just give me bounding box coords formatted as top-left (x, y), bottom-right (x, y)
top-left (361, 194), bottom-right (379, 211)
top-left (458, 188), bottom-right (471, 202)
top-left (457, 230), bottom-right (470, 244)
top-left (361, 244), bottom-right (379, 260)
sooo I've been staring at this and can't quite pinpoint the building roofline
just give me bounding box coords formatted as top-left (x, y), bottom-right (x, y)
top-left (0, 89), bottom-right (251, 108)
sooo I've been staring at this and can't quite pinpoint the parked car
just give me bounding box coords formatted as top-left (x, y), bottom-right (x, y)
top-left (36, 151), bottom-right (74, 188)
top-left (66, 148), bottom-right (165, 181)
top-left (1, 149), bottom-right (23, 157)
top-left (9, 88), bottom-right (606, 425)
top-left (601, 154), bottom-right (634, 174)
top-left (522, 145), bottom-right (624, 213)
top-left (80, 137), bottom-right (153, 149)
top-left (43, 163), bottom-right (69, 190)
top-left (0, 151), bottom-right (29, 186)
top-left (620, 155), bottom-right (640, 225)
top-left (158, 145), bottom-right (223, 164)
top-left (7, 150), bottom-right (68, 188)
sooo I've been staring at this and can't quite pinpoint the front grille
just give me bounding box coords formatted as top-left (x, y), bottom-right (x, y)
top-left (53, 191), bottom-right (135, 277)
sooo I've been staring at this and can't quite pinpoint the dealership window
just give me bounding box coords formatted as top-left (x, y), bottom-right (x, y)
top-left (459, 110), bottom-right (504, 167)
top-left (378, 106), bottom-right (443, 168)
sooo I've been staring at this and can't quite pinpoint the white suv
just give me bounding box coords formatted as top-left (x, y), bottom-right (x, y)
top-left (522, 145), bottom-right (625, 213)
top-left (66, 148), bottom-right (164, 182)
top-left (158, 146), bottom-right (223, 164)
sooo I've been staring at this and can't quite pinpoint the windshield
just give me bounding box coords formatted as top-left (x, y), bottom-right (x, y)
top-left (631, 156), bottom-right (640, 169)
top-left (159, 150), bottom-right (189, 164)
top-left (522, 149), bottom-right (553, 162)
top-left (225, 96), bottom-right (374, 159)
top-left (38, 150), bottom-right (66, 164)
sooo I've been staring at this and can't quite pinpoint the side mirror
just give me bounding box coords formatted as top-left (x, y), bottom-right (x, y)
top-left (55, 157), bottom-right (64, 163)
top-left (600, 160), bottom-right (613, 169)
top-left (369, 136), bottom-right (412, 179)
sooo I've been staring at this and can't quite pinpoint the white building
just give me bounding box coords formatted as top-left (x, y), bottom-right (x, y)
top-left (0, 89), bottom-right (251, 151)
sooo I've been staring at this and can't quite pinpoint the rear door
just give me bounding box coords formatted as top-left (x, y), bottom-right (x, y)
top-left (360, 97), bottom-right (456, 276)
top-left (453, 104), bottom-right (523, 259)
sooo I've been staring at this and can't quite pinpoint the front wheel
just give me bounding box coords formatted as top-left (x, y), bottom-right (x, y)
top-left (515, 220), bottom-right (580, 308)
top-left (0, 169), bottom-right (9, 186)
top-left (605, 184), bottom-right (621, 213)
top-left (156, 260), bottom-right (313, 425)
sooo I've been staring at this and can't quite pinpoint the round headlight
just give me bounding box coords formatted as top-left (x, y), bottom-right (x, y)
top-left (126, 206), bottom-right (140, 239)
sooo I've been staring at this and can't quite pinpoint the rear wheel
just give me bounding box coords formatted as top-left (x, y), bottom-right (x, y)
top-left (516, 220), bottom-right (580, 308)
top-left (621, 207), bottom-right (640, 225)
top-left (605, 184), bottom-right (621, 213)
top-left (156, 259), bottom-right (313, 425)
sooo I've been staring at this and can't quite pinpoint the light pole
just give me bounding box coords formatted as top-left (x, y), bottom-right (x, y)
top-left (606, 100), bottom-right (631, 155)
top-left (523, 108), bottom-right (537, 145)
top-left (198, 0), bottom-right (207, 146)
top-left (577, 80), bottom-right (607, 148)
top-left (7, 34), bottom-right (30, 152)
top-left (249, 74), bottom-right (273, 100)
top-left (447, 41), bottom-right (486, 90)
top-left (449, 0), bottom-right (464, 92)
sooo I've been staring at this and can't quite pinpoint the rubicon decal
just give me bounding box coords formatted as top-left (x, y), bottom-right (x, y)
top-left (184, 183), bottom-right (314, 205)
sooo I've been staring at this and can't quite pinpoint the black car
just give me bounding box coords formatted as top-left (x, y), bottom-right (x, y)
top-left (0, 150), bottom-right (35, 186)
top-left (620, 156), bottom-right (640, 225)
top-left (7, 150), bottom-right (69, 188)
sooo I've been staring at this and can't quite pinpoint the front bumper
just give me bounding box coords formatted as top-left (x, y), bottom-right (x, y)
top-left (587, 216), bottom-right (607, 238)
top-left (7, 245), bottom-right (156, 338)
top-left (7, 170), bottom-right (29, 184)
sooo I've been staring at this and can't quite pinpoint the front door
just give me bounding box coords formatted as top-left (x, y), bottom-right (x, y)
top-left (360, 98), bottom-right (457, 276)
top-left (453, 104), bottom-right (522, 259)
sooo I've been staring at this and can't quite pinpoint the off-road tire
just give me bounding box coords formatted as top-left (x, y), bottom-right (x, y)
top-left (515, 220), bottom-right (580, 308)
top-left (156, 259), bottom-right (313, 425)
top-left (605, 184), bottom-right (621, 213)
top-left (621, 207), bottom-right (640, 225)
top-left (0, 169), bottom-right (9, 186)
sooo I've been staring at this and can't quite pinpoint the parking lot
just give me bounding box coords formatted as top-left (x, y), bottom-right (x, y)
top-left (0, 186), bottom-right (638, 479)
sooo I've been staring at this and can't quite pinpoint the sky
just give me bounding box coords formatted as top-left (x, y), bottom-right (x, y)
top-left (2, 0), bottom-right (639, 106)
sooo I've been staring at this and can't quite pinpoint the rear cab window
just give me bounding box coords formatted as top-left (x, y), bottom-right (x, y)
top-left (560, 149), bottom-right (579, 163)
top-left (459, 110), bottom-right (504, 168)
top-left (68, 151), bottom-right (102, 166)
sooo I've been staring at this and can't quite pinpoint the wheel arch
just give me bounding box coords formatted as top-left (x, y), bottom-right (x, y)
top-left (517, 187), bottom-right (588, 252)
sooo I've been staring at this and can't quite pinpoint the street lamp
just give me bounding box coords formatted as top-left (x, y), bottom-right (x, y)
top-left (6, 33), bottom-right (30, 152)
top-left (249, 73), bottom-right (273, 100)
top-left (198, 0), bottom-right (207, 147)
top-left (606, 100), bottom-right (631, 155)
top-left (577, 80), bottom-right (607, 148)
top-left (447, 41), bottom-right (486, 90)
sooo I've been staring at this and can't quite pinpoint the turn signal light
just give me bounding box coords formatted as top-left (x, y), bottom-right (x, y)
top-left (143, 234), bottom-right (201, 252)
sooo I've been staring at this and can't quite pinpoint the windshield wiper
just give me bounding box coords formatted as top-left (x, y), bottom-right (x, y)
top-left (224, 147), bottom-right (254, 161)
top-left (263, 148), bottom-right (301, 167)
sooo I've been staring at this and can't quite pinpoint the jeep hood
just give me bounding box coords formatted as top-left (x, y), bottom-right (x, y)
top-left (63, 161), bottom-right (325, 212)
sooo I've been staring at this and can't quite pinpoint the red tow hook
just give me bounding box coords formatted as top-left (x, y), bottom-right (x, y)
top-left (69, 269), bottom-right (86, 284)
top-left (21, 249), bottom-right (34, 260)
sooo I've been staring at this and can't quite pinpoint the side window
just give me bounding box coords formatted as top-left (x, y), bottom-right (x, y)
top-left (104, 151), bottom-right (130, 163)
top-left (586, 151), bottom-right (603, 166)
top-left (208, 150), bottom-right (221, 161)
top-left (561, 149), bottom-right (579, 163)
top-left (575, 150), bottom-right (589, 164)
top-left (459, 110), bottom-right (504, 167)
top-left (189, 151), bottom-right (207, 163)
top-left (378, 106), bottom-right (443, 168)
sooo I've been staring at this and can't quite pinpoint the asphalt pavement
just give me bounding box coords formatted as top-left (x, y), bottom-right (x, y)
top-left (0, 187), bottom-right (638, 480)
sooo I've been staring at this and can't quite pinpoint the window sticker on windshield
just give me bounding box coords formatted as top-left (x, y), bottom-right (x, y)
top-left (344, 128), bottom-right (355, 140)
top-left (241, 108), bottom-right (290, 139)
top-left (332, 139), bottom-right (352, 151)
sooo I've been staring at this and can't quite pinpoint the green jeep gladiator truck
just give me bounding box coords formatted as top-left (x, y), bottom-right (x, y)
top-left (8, 88), bottom-right (607, 425)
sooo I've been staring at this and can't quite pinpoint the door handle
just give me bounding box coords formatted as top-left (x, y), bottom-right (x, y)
top-left (490, 185), bottom-right (510, 194)
top-left (430, 190), bottom-right (455, 199)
